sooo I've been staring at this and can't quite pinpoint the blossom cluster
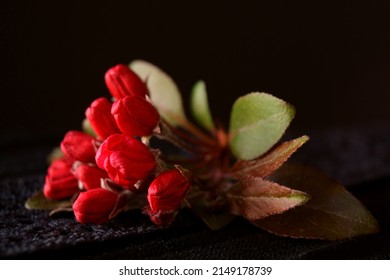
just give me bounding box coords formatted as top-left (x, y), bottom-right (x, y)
top-left (43, 65), bottom-right (190, 225)
top-left (28, 60), bottom-right (378, 240)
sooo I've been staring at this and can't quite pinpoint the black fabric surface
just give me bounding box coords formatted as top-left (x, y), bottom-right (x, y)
top-left (1, 122), bottom-right (390, 259)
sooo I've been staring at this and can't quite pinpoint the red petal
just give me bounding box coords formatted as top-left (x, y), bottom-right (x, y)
top-left (60, 131), bottom-right (96, 163)
top-left (73, 164), bottom-right (108, 190)
top-left (147, 170), bottom-right (190, 212)
top-left (112, 96), bottom-right (159, 137)
top-left (105, 64), bottom-right (148, 99)
top-left (73, 188), bottom-right (118, 224)
top-left (85, 97), bottom-right (120, 140)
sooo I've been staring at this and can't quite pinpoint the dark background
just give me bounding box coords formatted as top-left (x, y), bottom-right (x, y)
top-left (1, 1), bottom-right (390, 260)
top-left (1, 1), bottom-right (390, 142)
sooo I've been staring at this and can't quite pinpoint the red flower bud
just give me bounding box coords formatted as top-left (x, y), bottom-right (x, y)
top-left (147, 169), bottom-right (191, 214)
top-left (112, 96), bottom-right (160, 137)
top-left (105, 64), bottom-right (148, 99)
top-left (73, 188), bottom-right (118, 224)
top-left (60, 131), bottom-right (96, 163)
top-left (43, 158), bottom-right (79, 200)
top-left (72, 163), bottom-right (108, 191)
top-left (85, 97), bottom-right (121, 140)
top-left (95, 134), bottom-right (156, 189)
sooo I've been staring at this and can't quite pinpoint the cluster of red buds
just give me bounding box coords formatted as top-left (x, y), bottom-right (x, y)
top-left (43, 65), bottom-right (190, 225)
top-left (28, 60), bottom-right (378, 240)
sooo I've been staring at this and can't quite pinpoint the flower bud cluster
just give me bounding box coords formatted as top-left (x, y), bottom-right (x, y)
top-left (31, 61), bottom-right (376, 241)
top-left (42, 64), bottom-right (190, 225)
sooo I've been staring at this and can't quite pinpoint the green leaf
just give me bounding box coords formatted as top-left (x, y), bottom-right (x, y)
top-left (254, 163), bottom-right (380, 240)
top-left (229, 135), bottom-right (309, 179)
top-left (190, 80), bottom-right (215, 132)
top-left (129, 60), bottom-right (187, 126)
top-left (229, 92), bottom-right (295, 160)
top-left (187, 187), bottom-right (235, 230)
top-left (227, 176), bottom-right (309, 220)
top-left (25, 191), bottom-right (72, 210)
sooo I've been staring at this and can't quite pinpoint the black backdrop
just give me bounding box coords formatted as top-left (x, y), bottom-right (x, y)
top-left (2, 1), bottom-right (390, 141)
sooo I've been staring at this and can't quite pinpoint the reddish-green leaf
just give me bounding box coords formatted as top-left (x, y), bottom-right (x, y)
top-left (229, 135), bottom-right (309, 179)
top-left (25, 191), bottom-right (72, 210)
top-left (227, 176), bottom-right (309, 220)
top-left (254, 163), bottom-right (379, 240)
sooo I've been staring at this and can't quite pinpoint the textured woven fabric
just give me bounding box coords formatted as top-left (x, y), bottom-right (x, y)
top-left (1, 122), bottom-right (390, 259)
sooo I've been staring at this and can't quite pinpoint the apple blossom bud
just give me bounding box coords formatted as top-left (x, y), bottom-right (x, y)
top-left (95, 134), bottom-right (156, 189)
top-left (146, 169), bottom-right (191, 225)
top-left (43, 158), bottom-right (79, 200)
top-left (85, 97), bottom-right (121, 140)
top-left (73, 188), bottom-right (118, 224)
top-left (60, 131), bottom-right (96, 163)
top-left (105, 64), bottom-right (148, 99)
top-left (111, 96), bottom-right (160, 137)
top-left (72, 163), bottom-right (108, 191)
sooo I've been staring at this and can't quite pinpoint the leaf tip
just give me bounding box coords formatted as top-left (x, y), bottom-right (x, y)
top-left (299, 135), bottom-right (310, 144)
top-left (362, 212), bottom-right (380, 235)
top-left (292, 192), bottom-right (310, 206)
